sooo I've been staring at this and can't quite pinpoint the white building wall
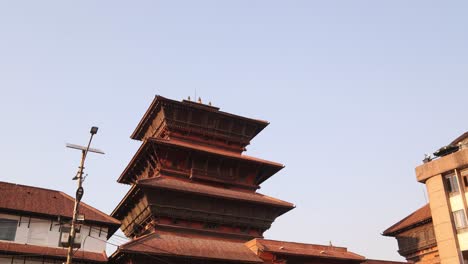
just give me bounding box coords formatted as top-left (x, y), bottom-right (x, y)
top-left (0, 256), bottom-right (66, 264)
top-left (0, 213), bottom-right (108, 253)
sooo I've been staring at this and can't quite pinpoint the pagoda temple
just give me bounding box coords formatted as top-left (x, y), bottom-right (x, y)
top-left (109, 96), bottom-right (373, 264)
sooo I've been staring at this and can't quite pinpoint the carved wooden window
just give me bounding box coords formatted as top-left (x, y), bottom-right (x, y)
top-left (218, 119), bottom-right (230, 131)
top-left (416, 231), bottom-right (426, 247)
top-left (174, 109), bottom-right (186, 123)
top-left (191, 112), bottom-right (202, 125)
top-left (397, 236), bottom-right (408, 250)
top-left (427, 227), bottom-right (435, 241)
top-left (204, 114), bottom-right (214, 127)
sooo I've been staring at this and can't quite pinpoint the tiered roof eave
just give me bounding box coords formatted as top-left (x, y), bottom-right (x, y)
top-left (111, 176), bottom-right (295, 220)
top-left (117, 137), bottom-right (284, 185)
top-left (109, 229), bottom-right (264, 263)
top-left (130, 95), bottom-right (269, 141)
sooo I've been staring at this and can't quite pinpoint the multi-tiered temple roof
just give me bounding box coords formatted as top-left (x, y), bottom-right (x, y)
top-left (109, 96), bottom-right (387, 264)
top-left (110, 96), bottom-right (295, 264)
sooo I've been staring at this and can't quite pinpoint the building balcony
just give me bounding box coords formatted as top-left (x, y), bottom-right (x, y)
top-left (416, 148), bottom-right (468, 183)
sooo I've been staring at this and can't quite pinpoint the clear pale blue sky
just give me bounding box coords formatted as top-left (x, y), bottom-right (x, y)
top-left (1, 0), bottom-right (467, 261)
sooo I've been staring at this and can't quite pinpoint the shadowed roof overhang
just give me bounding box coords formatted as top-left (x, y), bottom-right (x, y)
top-left (117, 138), bottom-right (284, 185)
top-left (130, 95), bottom-right (269, 141)
top-left (111, 176), bottom-right (294, 220)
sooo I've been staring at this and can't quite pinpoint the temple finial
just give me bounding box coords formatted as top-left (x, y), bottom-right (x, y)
top-left (187, 96), bottom-right (191, 101)
top-left (198, 97), bottom-right (202, 103)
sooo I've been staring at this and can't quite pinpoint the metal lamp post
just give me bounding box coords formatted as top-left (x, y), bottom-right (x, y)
top-left (65, 127), bottom-right (104, 264)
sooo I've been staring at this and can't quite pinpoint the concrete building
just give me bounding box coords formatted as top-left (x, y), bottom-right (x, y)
top-left (415, 132), bottom-right (468, 263)
top-left (0, 181), bottom-right (120, 264)
top-left (384, 132), bottom-right (468, 264)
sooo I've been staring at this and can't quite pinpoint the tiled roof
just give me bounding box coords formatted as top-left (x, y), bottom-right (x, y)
top-left (114, 230), bottom-right (263, 263)
top-left (137, 176), bottom-right (295, 209)
top-left (363, 259), bottom-right (408, 264)
top-left (0, 241), bottom-right (107, 263)
top-left (0, 181), bottom-right (120, 227)
top-left (251, 239), bottom-right (365, 261)
top-left (382, 204), bottom-right (431, 236)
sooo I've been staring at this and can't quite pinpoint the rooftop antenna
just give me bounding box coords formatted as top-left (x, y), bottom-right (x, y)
top-left (65, 126), bottom-right (104, 264)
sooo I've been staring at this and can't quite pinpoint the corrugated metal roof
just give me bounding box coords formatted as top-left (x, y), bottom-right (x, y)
top-left (0, 181), bottom-right (120, 227)
top-left (382, 204), bottom-right (431, 236)
top-left (115, 230), bottom-right (263, 263)
top-left (252, 239), bottom-right (365, 261)
top-left (0, 241), bottom-right (107, 263)
top-left (138, 176), bottom-right (295, 209)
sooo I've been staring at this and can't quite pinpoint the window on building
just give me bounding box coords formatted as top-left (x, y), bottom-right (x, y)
top-left (0, 218), bottom-right (18, 241)
top-left (445, 173), bottom-right (459, 194)
top-left (453, 210), bottom-right (468, 230)
top-left (461, 168), bottom-right (468, 187)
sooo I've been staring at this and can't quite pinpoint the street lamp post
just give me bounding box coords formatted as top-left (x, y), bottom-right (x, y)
top-left (65, 127), bottom-right (104, 264)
